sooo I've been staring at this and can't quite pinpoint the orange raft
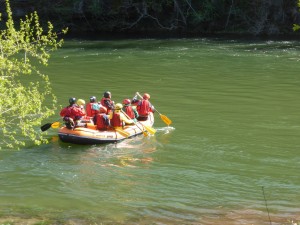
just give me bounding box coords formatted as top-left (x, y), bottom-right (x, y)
top-left (58, 113), bottom-right (154, 145)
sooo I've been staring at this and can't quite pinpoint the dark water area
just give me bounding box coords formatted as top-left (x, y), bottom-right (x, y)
top-left (64, 31), bottom-right (300, 42)
top-left (0, 38), bottom-right (300, 224)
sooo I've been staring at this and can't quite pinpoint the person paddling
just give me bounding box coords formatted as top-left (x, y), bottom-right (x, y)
top-left (122, 98), bottom-right (138, 122)
top-left (60, 97), bottom-right (85, 129)
top-left (136, 93), bottom-right (155, 121)
top-left (109, 103), bottom-right (134, 128)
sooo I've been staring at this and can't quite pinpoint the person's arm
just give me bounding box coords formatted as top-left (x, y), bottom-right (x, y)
top-left (120, 114), bottom-right (134, 125)
top-left (149, 102), bottom-right (155, 113)
top-left (103, 115), bottom-right (110, 126)
top-left (60, 107), bottom-right (68, 117)
top-left (104, 99), bottom-right (114, 110)
top-left (133, 108), bottom-right (139, 118)
top-left (108, 112), bottom-right (113, 120)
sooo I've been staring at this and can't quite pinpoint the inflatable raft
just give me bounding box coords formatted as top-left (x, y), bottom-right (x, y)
top-left (58, 113), bottom-right (154, 145)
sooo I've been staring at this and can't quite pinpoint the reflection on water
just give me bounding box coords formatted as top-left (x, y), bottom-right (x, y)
top-left (79, 135), bottom-right (158, 168)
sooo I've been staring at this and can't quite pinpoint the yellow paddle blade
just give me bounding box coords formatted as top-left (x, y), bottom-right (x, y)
top-left (160, 114), bottom-right (172, 126)
top-left (115, 128), bottom-right (130, 137)
top-left (51, 122), bottom-right (60, 129)
top-left (143, 125), bottom-right (156, 135)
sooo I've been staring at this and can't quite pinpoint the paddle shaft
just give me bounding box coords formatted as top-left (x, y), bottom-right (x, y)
top-left (121, 110), bottom-right (148, 136)
top-left (109, 126), bottom-right (130, 137)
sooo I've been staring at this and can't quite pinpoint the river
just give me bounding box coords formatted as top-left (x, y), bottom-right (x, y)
top-left (0, 38), bottom-right (300, 224)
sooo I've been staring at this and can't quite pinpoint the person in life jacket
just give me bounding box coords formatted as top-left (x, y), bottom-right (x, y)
top-left (136, 93), bottom-right (155, 121)
top-left (60, 97), bottom-right (86, 129)
top-left (122, 98), bottom-right (138, 122)
top-left (86, 96), bottom-right (100, 118)
top-left (76, 99), bottom-right (86, 115)
top-left (109, 103), bottom-right (134, 128)
top-left (101, 91), bottom-right (114, 114)
top-left (76, 99), bottom-right (90, 126)
top-left (95, 106), bottom-right (110, 130)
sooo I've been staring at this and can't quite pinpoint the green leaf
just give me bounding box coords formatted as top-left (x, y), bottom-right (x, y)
top-left (0, 0), bottom-right (67, 149)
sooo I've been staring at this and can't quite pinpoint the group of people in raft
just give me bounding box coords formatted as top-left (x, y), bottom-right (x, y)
top-left (60, 91), bottom-right (155, 131)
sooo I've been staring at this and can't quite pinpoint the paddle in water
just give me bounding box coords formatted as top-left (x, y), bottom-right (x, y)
top-left (40, 121), bottom-right (60, 132)
top-left (121, 110), bottom-right (150, 136)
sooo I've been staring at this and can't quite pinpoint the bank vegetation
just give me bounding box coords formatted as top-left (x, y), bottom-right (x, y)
top-left (1, 0), bottom-right (300, 37)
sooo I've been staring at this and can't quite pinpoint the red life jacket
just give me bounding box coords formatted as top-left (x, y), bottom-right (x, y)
top-left (60, 105), bottom-right (77, 119)
top-left (124, 105), bottom-right (135, 119)
top-left (96, 113), bottom-right (108, 130)
top-left (137, 100), bottom-right (151, 117)
top-left (86, 103), bottom-right (98, 117)
top-left (110, 112), bottom-right (122, 127)
top-left (60, 107), bottom-right (69, 117)
top-left (62, 105), bottom-right (85, 120)
top-left (73, 106), bottom-right (86, 119)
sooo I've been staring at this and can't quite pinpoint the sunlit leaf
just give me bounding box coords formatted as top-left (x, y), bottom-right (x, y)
top-left (0, 0), bottom-right (67, 149)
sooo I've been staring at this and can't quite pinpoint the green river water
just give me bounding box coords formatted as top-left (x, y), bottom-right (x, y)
top-left (1, 38), bottom-right (300, 224)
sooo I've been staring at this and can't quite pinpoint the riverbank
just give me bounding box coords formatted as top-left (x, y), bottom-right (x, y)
top-left (0, 210), bottom-right (299, 225)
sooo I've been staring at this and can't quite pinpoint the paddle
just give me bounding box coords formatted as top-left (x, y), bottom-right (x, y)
top-left (136, 92), bottom-right (172, 126)
top-left (40, 121), bottom-right (60, 132)
top-left (121, 110), bottom-right (154, 136)
top-left (51, 121), bottom-right (60, 128)
top-left (136, 119), bottom-right (156, 135)
top-left (113, 127), bottom-right (130, 138)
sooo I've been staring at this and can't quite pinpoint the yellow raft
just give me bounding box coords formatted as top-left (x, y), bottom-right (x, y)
top-left (58, 113), bottom-right (154, 144)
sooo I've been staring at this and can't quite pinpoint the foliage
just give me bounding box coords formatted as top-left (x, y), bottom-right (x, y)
top-left (0, 0), bottom-right (67, 149)
top-left (294, 0), bottom-right (300, 31)
top-left (6, 0), bottom-right (298, 35)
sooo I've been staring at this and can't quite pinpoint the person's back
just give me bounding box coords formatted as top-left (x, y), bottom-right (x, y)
top-left (109, 103), bottom-right (133, 128)
top-left (122, 98), bottom-right (138, 120)
top-left (86, 96), bottom-right (99, 118)
top-left (95, 107), bottom-right (109, 130)
top-left (100, 91), bottom-right (114, 114)
top-left (76, 99), bottom-right (86, 117)
top-left (137, 93), bottom-right (154, 121)
top-left (60, 97), bottom-right (78, 129)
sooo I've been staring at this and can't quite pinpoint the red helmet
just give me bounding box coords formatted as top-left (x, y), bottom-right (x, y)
top-left (123, 99), bottom-right (131, 105)
top-left (143, 93), bottom-right (150, 100)
top-left (100, 106), bottom-right (107, 114)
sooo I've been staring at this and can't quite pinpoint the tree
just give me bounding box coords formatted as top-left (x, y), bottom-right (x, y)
top-left (0, 0), bottom-right (67, 149)
top-left (294, 1), bottom-right (300, 31)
